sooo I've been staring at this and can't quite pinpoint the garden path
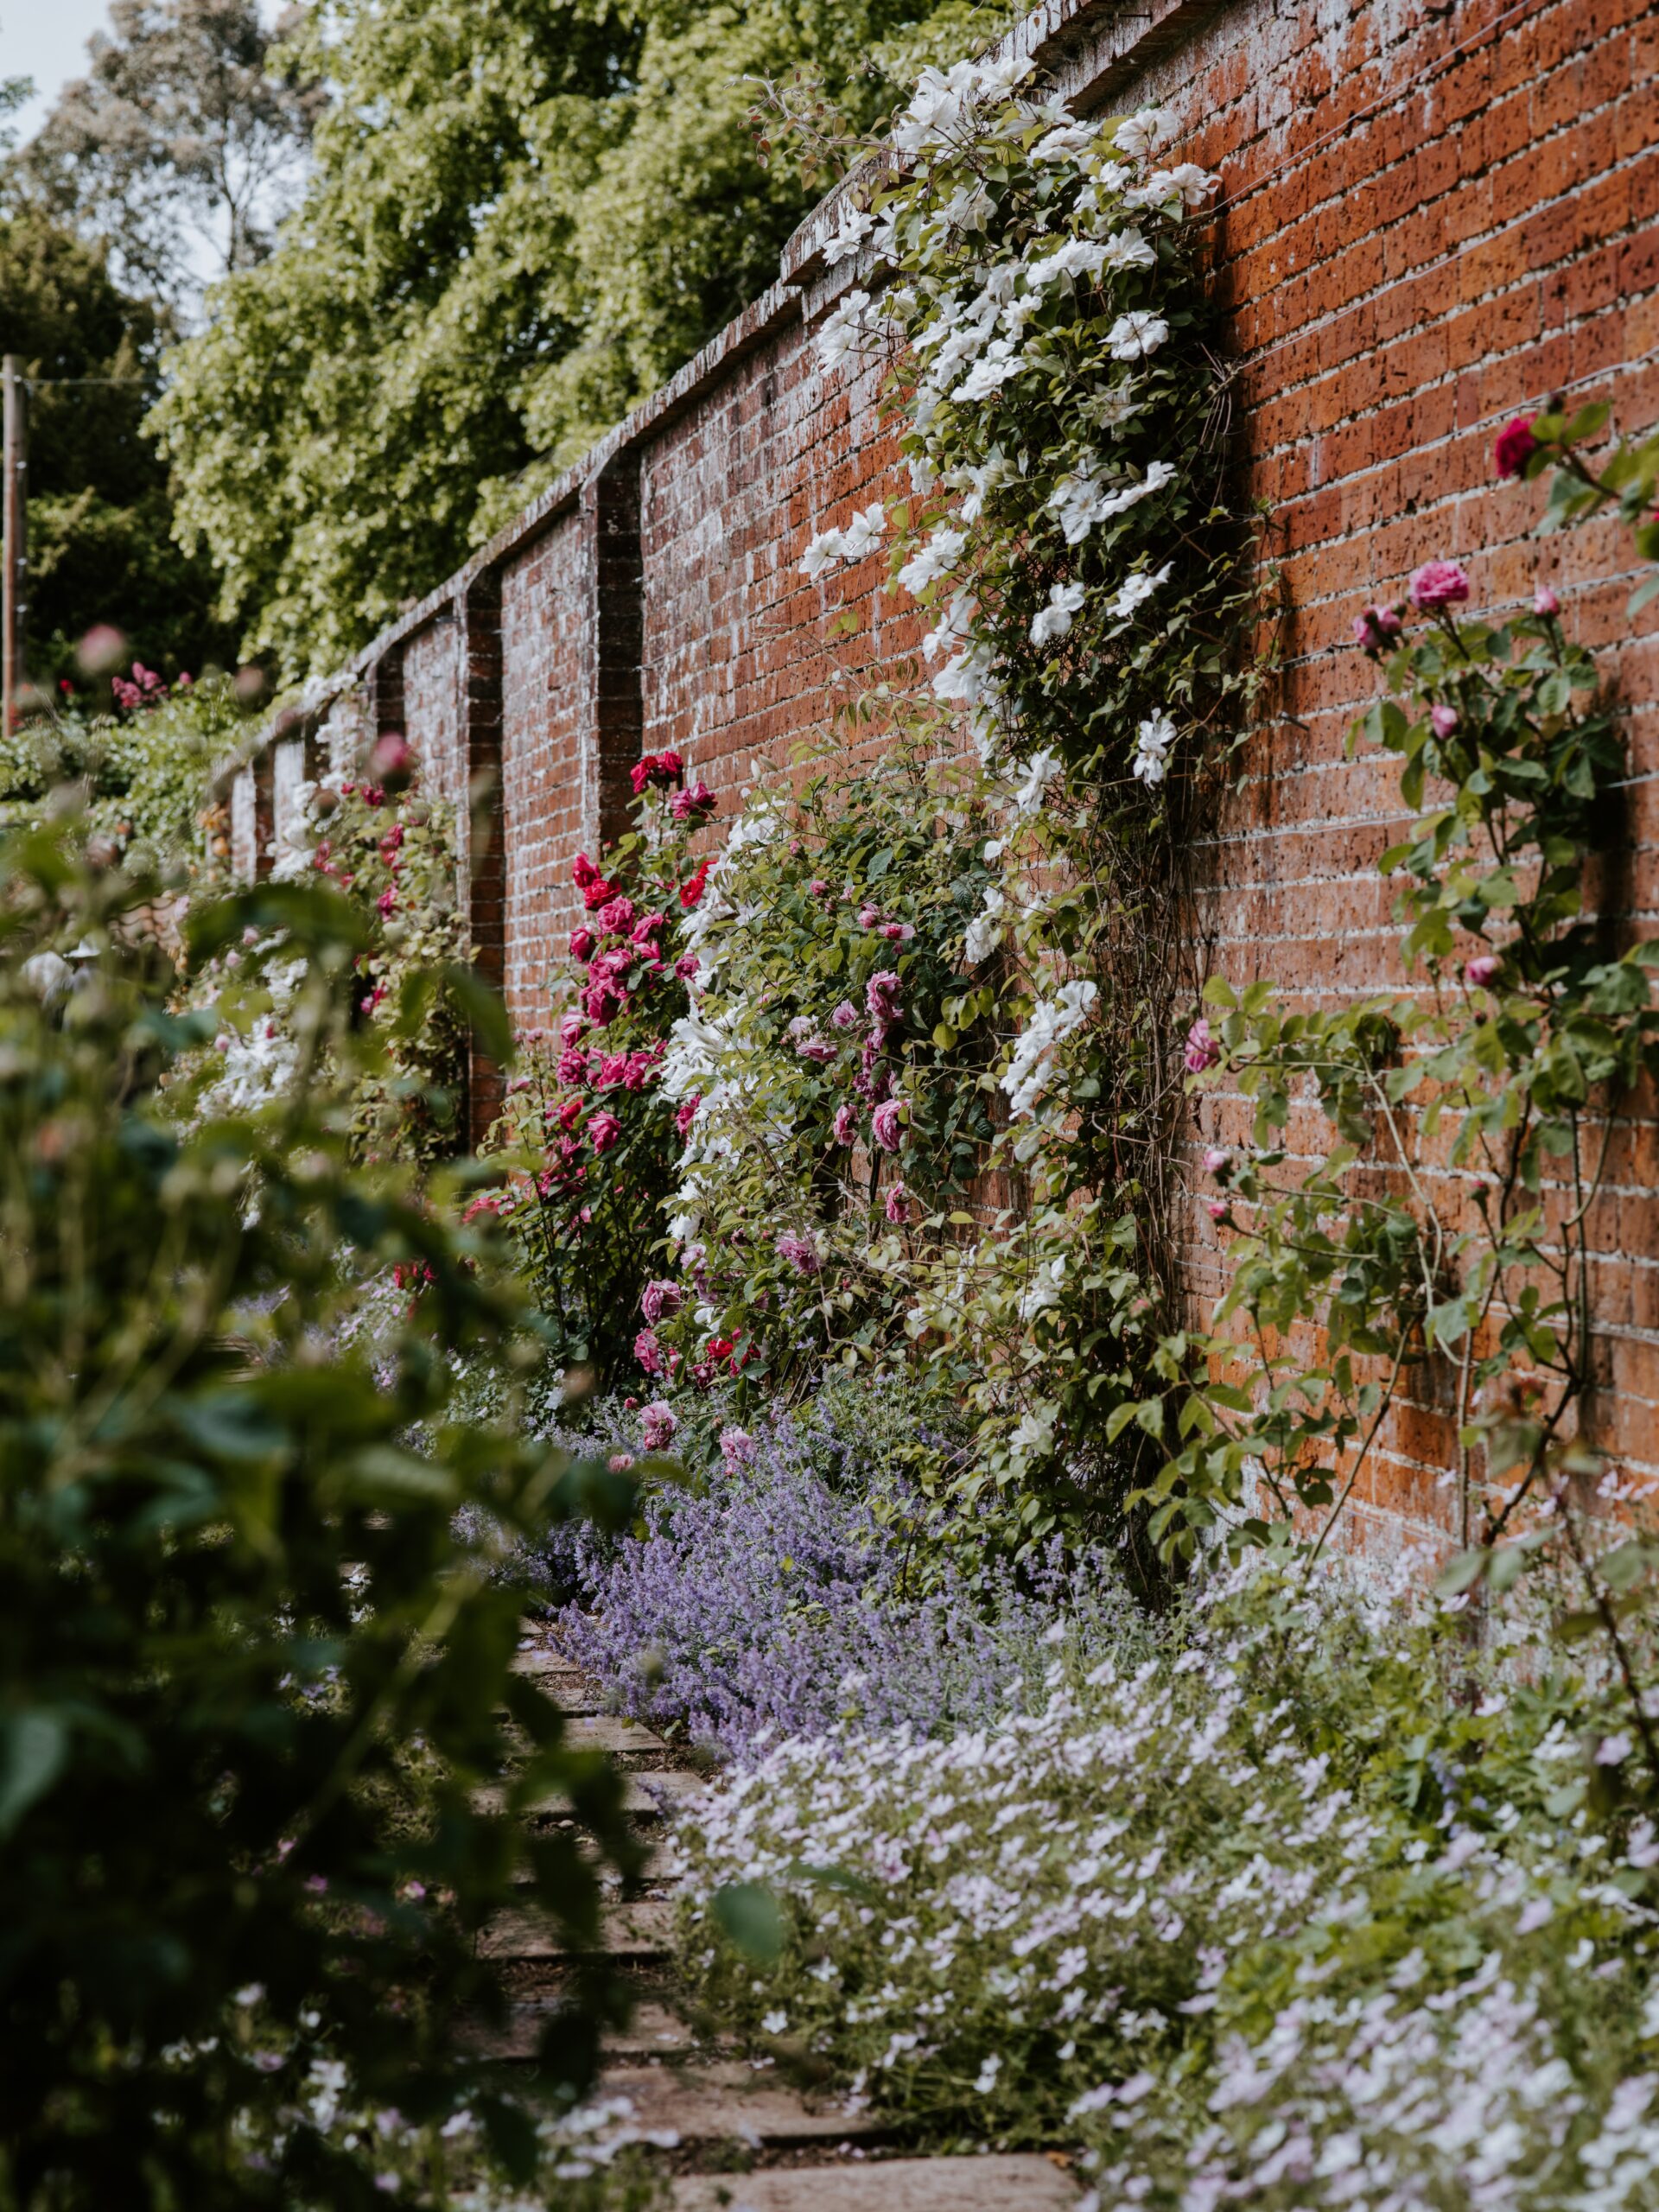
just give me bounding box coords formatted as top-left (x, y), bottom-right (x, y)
top-left (469, 1631), bottom-right (1084, 2209)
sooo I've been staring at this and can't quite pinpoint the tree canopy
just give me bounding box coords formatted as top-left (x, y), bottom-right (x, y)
top-left (152, 0), bottom-right (999, 680)
top-left (0, 197), bottom-right (238, 681)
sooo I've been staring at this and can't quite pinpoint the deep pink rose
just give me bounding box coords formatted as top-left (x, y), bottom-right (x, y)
top-left (557, 1096), bottom-right (582, 1131)
top-left (866, 970), bottom-right (903, 1024)
top-left (588, 1109), bottom-right (622, 1153)
top-left (632, 912), bottom-right (666, 946)
top-left (1204, 1197), bottom-right (1230, 1222)
top-left (670, 781), bottom-right (716, 822)
top-left (1352, 604), bottom-right (1403, 653)
top-left (1429, 704), bottom-right (1459, 738)
top-left (830, 1001), bottom-right (858, 1030)
top-left (885, 1181), bottom-right (911, 1225)
top-left (719, 1424), bottom-right (755, 1467)
top-left (832, 1103), bottom-right (859, 1147)
top-left (641, 1279), bottom-right (683, 1323)
top-left (871, 1100), bottom-right (905, 1152)
top-left (675, 1093), bottom-right (701, 1136)
top-left (1408, 560), bottom-right (1471, 612)
top-left (370, 733), bottom-right (415, 790)
top-left (556, 1047), bottom-right (588, 1085)
top-left (1203, 1147), bottom-right (1230, 1176)
top-left (1465, 952), bottom-right (1500, 987)
top-left (572, 852), bottom-right (601, 891)
top-left (1492, 416), bottom-right (1538, 480)
top-left (1184, 1018), bottom-right (1221, 1075)
top-left (675, 951), bottom-right (700, 980)
top-left (880, 921), bottom-right (916, 943)
top-left (583, 978), bottom-right (626, 1026)
top-left (1534, 583), bottom-right (1560, 617)
top-left (599, 896), bottom-right (636, 934)
top-left (858, 906), bottom-right (881, 929)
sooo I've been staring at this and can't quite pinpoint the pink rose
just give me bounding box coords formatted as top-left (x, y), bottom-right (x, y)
top-left (599, 896), bottom-right (636, 934)
top-left (641, 1279), bottom-right (683, 1323)
top-left (1352, 604), bottom-right (1402, 653)
top-left (1534, 583), bottom-right (1560, 617)
top-left (1429, 703), bottom-right (1459, 738)
top-left (810, 878), bottom-right (830, 899)
top-left (675, 951), bottom-right (700, 980)
top-left (880, 921), bottom-right (916, 943)
top-left (885, 1181), bottom-right (911, 1225)
top-left (675, 1093), bottom-right (701, 1136)
top-left (1492, 416), bottom-right (1538, 480)
top-left (569, 926), bottom-right (596, 962)
top-left (588, 1109), bottom-right (622, 1153)
top-left (556, 1047), bottom-right (588, 1084)
top-left (858, 906), bottom-right (881, 929)
top-left (777, 1231), bottom-right (822, 1276)
top-left (370, 733), bottom-right (415, 789)
top-left (871, 1099), bottom-right (905, 1152)
top-left (1184, 1018), bottom-right (1221, 1075)
top-left (1408, 560), bottom-right (1471, 612)
top-left (640, 1400), bottom-right (677, 1449)
top-left (632, 912), bottom-right (666, 945)
top-left (1465, 952), bottom-right (1500, 987)
top-left (830, 1001), bottom-right (858, 1030)
top-left (634, 1328), bottom-right (664, 1376)
top-left (583, 978), bottom-right (626, 1026)
top-left (1203, 1147), bottom-right (1230, 1176)
top-left (670, 781), bottom-right (716, 822)
top-left (557, 1096), bottom-right (582, 1131)
top-left (559, 1010), bottom-right (587, 1045)
top-left (608, 1451), bottom-right (635, 1472)
top-left (719, 1424), bottom-right (756, 1468)
top-left (832, 1102), bottom-right (859, 1147)
top-left (866, 970), bottom-right (903, 1023)
top-left (1204, 1197), bottom-right (1230, 1222)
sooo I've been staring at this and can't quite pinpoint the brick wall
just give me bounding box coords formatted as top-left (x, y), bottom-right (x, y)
top-left (241, 0), bottom-right (1658, 1549)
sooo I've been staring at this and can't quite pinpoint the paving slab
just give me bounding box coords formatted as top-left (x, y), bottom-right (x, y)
top-left (477, 1897), bottom-right (677, 1961)
top-left (562, 1712), bottom-right (675, 1758)
top-left (670, 2154), bottom-right (1081, 2210)
top-left (588, 2063), bottom-right (885, 2147)
top-left (463, 1998), bottom-right (700, 2063)
top-left (473, 1768), bottom-right (702, 1821)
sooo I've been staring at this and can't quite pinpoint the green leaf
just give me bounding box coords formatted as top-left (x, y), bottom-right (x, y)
top-left (0, 1713), bottom-right (67, 1837)
top-left (714, 1881), bottom-right (786, 1964)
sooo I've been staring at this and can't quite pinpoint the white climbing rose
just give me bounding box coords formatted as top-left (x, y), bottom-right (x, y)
top-left (1107, 310), bottom-right (1171, 359)
top-left (1114, 105), bottom-right (1179, 160)
top-left (1030, 581), bottom-right (1086, 645)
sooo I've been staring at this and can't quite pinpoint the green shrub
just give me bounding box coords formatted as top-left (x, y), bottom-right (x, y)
top-left (0, 820), bottom-right (639, 2209)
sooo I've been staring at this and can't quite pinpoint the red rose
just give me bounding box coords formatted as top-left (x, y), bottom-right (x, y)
top-left (680, 859), bottom-right (711, 910)
top-left (1493, 415), bottom-right (1538, 480)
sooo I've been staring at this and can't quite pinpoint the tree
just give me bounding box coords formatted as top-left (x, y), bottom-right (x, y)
top-left (152, 0), bottom-right (1000, 679)
top-left (15, 0), bottom-right (320, 319)
top-left (0, 197), bottom-right (238, 683)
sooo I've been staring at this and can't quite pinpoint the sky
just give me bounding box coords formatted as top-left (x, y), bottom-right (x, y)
top-left (1, 2), bottom-right (119, 144)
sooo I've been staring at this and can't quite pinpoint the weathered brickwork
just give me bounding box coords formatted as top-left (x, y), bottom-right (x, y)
top-left (242, 0), bottom-right (1658, 1547)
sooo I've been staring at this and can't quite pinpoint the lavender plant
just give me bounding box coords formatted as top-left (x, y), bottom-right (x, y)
top-left (537, 1378), bottom-right (1147, 1757)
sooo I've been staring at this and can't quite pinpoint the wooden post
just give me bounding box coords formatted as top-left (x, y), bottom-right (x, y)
top-left (2, 357), bottom-right (25, 737)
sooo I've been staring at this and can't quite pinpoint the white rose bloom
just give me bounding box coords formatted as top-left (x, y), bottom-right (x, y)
top-left (822, 205), bottom-right (874, 267)
top-left (951, 341), bottom-right (1024, 404)
top-left (1026, 237), bottom-right (1109, 289)
top-left (1132, 712), bottom-right (1178, 785)
top-left (1030, 581), bottom-right (1087, 645)
top-left (976, 51), bottom-right (1035, 99)
top-left (1106, 310), bottom-right (1170, 359)
top-left (800, 527), bottom-right (848, 582)
top-left (898, 527), bottom-right (969, 594)
top-left (1032, 120), bottom-right (1099, 163)
top-left (838, 501), bottom-right (887, 559)
top-left (1114, 106), bottom-right (1179, 161)
top-left (1109, 562), bottom-right (1174, 618)
top-left (964, 885), bottom-right (1006, 965)
top-left (1097, 226), bottom-right (1157, 272)
top-left (1011, 747), bottom-right (1065, 818)
top-left (815, 289), bottom-right (874, 375)
top-left (1002, 979), bottom-right (1098, 1116)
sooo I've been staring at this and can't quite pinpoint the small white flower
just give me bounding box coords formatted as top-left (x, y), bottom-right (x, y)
top-left (1098, 226), bottom-right (1158, 271)
top-left (1011, 748), bottom-right (1065, 817)
top-left (1109, 562), bottom-right (1173, 619)
top-left (800, 527), bottom-right (846, 582)
top-left (973, 2053), bottom-right (1003, 2093)
top-left (1030, 581), bottom-right (1086, 645)
top-left (822, 205), bottom-right (874, 268)
top-left (760, 2009), bottom-right (790, 2035)
top-left (964, 886), bottom-right (1006, 965)
top-left (1596, 1731), bottom-right (1635, 1766)
top-left (1107, 309), bottom-right (1170, 359)
top-left (898, 527), bottom-right (969, 594)
top-left (839, 502), bottom-right (887, 559)
top-left (1114, 106), bottom-right (1180, 161)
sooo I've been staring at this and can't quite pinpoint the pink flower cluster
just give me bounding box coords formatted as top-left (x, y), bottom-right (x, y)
top-left (110, 661), bottom-right (168, 713)
top-left (777, 1231), bottom-right (822, 1276)
top-left (1184, 1018), bottom-right (1221, 1075)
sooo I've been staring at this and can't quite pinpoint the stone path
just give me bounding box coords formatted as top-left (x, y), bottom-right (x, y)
top-left (467, 1633), bottom-right (1084, 2209)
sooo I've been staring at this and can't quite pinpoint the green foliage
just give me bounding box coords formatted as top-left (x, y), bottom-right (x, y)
top-left (0, 671), bottom-right (246, 871)
top-left (152, 0), bottom-right (1002, 677)
top-left (0, 200), bottom-right (236, 681)
top-left (655, 729), bottom-right (998, 1392)
top-left (1157, 424), bottom-right (1659, 1570)
top-left (0, 823), bottom-right (640, 2207)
